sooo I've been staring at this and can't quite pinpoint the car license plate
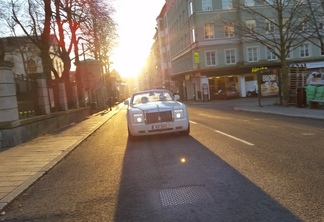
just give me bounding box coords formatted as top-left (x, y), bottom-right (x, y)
top-left (152, 124), bottom-right (169, 130)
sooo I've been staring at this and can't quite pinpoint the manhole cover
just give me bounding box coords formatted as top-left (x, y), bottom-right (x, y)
top-left (159, 186), bottom-right (213, 207)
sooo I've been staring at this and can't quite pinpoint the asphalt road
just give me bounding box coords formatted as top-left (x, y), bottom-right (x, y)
top-left (1, 100), bottom-right (324, 222)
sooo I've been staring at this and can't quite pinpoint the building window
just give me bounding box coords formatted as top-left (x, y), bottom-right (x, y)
top-left (222, 0), bottom-right (233, 9)
top-left (247, 47), bottom-right (258, 62)
top-left (266, 48), bottom-right (277, 60)
top-left (204, 23), bottom-right (214, 39)
top-left (246, 20), bottom-right (256, 33)
top-left (206, 51), bottom-right (217, 66)
top-left (300, 43), bottom-right (310, 57)
top-left (27, 59), bottom-right (37, 74)
top-left (265, 18), bottom-right (275, 33)
top-left (202, 0), bottom-right (213, 11)
top-left (224, 23), bottom-right (234, 37)
top-left (245, 0), bottom-right (255, 6)
top-left (191, 28), bottom-right (196, 42)
top-left (189, 1), bottom-right (193, 16)
top-left (225, 49), bottom-right (236, 64)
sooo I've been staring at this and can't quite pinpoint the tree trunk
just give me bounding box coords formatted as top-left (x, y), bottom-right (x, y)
top-left (281, 61), bottom-right (289, 107)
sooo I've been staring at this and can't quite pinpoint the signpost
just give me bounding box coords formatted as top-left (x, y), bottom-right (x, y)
top-left (256, 68), bottom-right (279, 107)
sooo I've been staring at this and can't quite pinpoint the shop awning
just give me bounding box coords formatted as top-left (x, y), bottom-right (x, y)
top-left (305, 62), bottom-right (324, 69)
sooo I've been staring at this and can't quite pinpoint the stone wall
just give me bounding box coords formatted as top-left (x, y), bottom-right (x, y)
top-left (0, 67), bottom-right (19, 122)
top-left (0, 107), bottom-right (91, 148)
top-left (0, 64), bottom-right (95, 149)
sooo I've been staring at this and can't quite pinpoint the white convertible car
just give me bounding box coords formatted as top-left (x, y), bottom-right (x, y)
top-left (124, 89), bottom-right (190, 140)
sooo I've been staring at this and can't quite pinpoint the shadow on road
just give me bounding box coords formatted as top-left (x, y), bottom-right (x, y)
top-left (114, 134), bottom-right (300, 222)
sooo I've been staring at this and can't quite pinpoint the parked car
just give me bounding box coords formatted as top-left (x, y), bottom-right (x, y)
top-left (124, 89), bottom-right (190, 140)
top-left (211, 86), bottom-right (239, 100)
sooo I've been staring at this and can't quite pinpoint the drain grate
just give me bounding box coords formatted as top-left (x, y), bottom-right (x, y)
top-left (159, 186), bottom-right (213, 207)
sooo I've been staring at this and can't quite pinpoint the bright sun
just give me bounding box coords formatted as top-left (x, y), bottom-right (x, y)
top-left (111, 40), bottom-right (151, 79)
top-left (110, 0), bottom-right (165, 79)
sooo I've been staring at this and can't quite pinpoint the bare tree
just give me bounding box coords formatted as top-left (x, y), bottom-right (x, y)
top-left (10, 0), bottom-right (55, 80)
top-left (3, 0), bottom-right (118, 78)
top-left (1, 2), bottom-right (42, 75)
top-left (79, 0), bottom-right (118, 72)
top-left (228, 0), bottom-right (322, 106)
top-left (53, 0), bottom-right (79, 86)
top-left (301, 0), bottom-right (324, 53)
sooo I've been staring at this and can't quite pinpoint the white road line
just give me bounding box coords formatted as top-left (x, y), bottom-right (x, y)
top-left (190, 120), bottom-right (254, 146)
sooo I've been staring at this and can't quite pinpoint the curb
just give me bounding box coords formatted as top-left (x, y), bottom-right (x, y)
top-left (233, 107), bottom-right (324, 120)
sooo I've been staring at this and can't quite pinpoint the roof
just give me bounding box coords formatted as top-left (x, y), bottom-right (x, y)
top-left (0, 35), bottom-right (58, 53)
top-left (0, 36), bottom-right (32, 53)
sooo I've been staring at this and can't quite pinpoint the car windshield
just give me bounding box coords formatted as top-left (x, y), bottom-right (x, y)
top-left (131, 90), bottom-right (174, 105)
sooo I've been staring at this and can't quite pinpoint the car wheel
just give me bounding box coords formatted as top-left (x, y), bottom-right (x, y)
top-left (247, 91), bottom-right (252, 97)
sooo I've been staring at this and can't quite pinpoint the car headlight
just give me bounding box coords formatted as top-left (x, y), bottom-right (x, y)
top-left (174, 109), bottom-right (184, 119)
top-left (133, 113), bottom-right (144, 123)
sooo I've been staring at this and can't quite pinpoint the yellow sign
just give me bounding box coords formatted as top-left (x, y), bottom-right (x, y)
top-left (252, 67), bottom-right (267, 73)
top-left (194, 52), bottom-right (200, 64)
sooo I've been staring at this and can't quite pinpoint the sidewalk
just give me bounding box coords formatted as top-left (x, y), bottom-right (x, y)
top-left (0, 104), bottom-right (123, 212)
top-left (0, 99), bottom-right (323, 213)
top-left (233, 97), bottom-right (324, 120)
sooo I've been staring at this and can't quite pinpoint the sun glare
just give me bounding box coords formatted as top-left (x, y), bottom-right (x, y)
top-left (111, 41), bottom-right (151, 79)
top-left (111, 0), bottom-right (165, 79)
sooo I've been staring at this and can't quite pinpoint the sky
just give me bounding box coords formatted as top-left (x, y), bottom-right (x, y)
top-left (110, 0), bottom-right (166, 78)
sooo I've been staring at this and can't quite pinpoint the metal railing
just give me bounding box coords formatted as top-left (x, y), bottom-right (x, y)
top-left (14, 74), bottom-right (38, 119)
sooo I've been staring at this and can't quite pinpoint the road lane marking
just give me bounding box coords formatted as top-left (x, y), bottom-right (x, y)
top-left (199, 113), bottom-right (233, 120)
top-left (190, 120), bottom-right (254, 146)
top-left (213, 130), bottom-right (254, 146)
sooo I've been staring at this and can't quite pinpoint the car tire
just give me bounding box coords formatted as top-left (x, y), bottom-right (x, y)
top-left (247, 91), bottom-right (252, 97)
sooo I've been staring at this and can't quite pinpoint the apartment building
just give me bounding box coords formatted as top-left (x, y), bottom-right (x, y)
top-left (156, 0), bottom-right (324, 101)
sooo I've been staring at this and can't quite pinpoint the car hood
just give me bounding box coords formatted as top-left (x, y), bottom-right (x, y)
top-left (132, 101), bottom-right (183, 112)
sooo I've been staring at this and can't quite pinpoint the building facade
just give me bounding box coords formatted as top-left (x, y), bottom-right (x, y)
top-left (1, 36), bottom-right (63, 79)
top-left (156, 0), bottom-right (324, 101)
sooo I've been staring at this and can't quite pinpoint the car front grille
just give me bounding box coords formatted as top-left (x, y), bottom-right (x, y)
top-left (145, 111), bottom-right (173, 124)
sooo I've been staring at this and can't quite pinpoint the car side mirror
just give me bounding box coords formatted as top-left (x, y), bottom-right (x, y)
top-left (124, 99), bottom-right (129, 105)
top-left (174, 94), bottom-right (180, 100)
